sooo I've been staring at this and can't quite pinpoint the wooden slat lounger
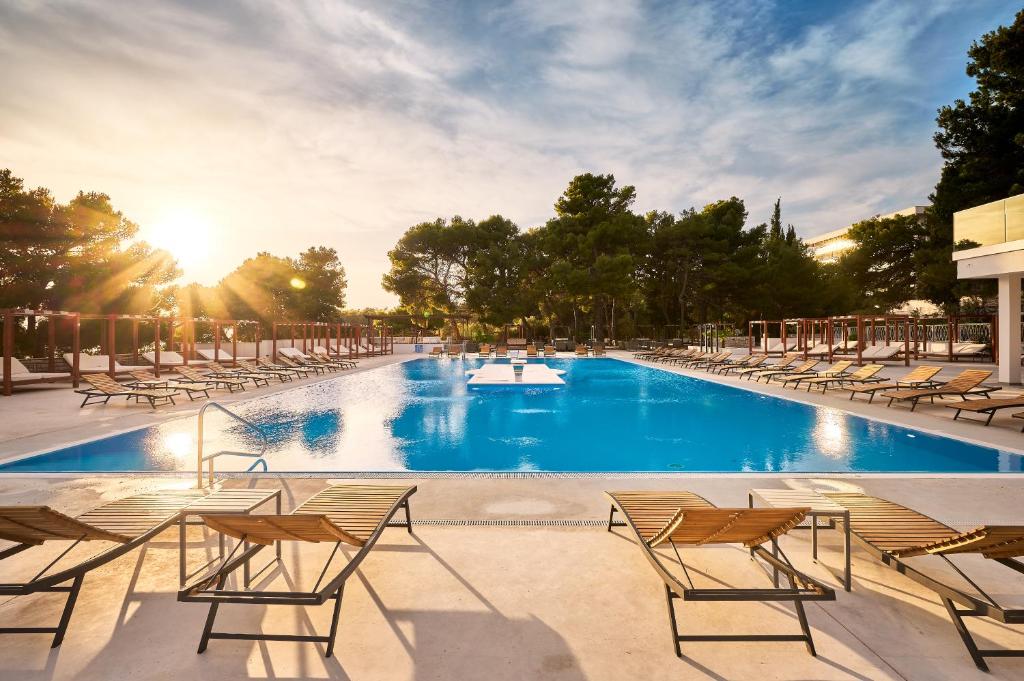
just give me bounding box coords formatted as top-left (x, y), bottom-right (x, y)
top-left (683, 351), bottom-right (732, 368)
top-left (0, 489), bottom-right (274, 647)
top-left (176, 365), bottom-right (250, 392)
top-left (606, 491), bottom-right (834, 657)
top-left (238, 360), bottom-right (293, 382)
top-left (945, 396), bottom-right (1024, 426)
top-left (272, 356), bottom-right (319, 377)
top-left (801, 364), bottom-right (884, 393)
top-left (544, 345), bottom-right (556, 356)
top-left (280, 348), bottom-right (339, 372)
top-left (526, 344), bottom-right (538, 357)
top-left (754, 359), bottom-right (819, 383)
top-left (179, 484), bottom-right (416, 657)
top-left (881, 369), bottom-right (994, 411)
top-left (717, 354), bottom-right (768, 375)
top-left (575, 345), bottom-right (589, 356)
top-left (736, 355), bottom-right (798, 380)
top-left (825, 492), bottom-right (1024, 671)
top-left (128, 370), bottom-right (215, 401)
top-left (846, 365), bottom-right (943, 402)
top-left (202, 361), bottom-right (271, 387)
top-left (74, 373), bottom-right (180, 408)
top-left (704, 354), bottom-right (751, 372)
top-left (311, 347), bottom-right (357, 368)
top-left (776, 361), bottom-right (853, 389)
top-left (665, 350), bottom-right (708, 365)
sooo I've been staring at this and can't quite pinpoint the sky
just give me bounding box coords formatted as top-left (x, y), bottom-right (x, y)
top-left (0, 0), bottom-right (1019, 307)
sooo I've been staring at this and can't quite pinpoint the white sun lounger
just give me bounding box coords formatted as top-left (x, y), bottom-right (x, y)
top-left (195, 348), bottom-right (253, 362)
top-left (141, 351), bottom-right (208, 367)
top-left (64, 353), bottom-right (150, 374)
top-left (861, 345), bottom-right (902, 360)
top-left (2, 357), bottom-right (70, 385)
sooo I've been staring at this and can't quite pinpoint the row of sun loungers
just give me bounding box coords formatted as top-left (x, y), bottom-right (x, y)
top-left (2, 485), bottom-right (1019, 670)
top-left (73, 349), bottom-right (359, 408)
top-left (633, 349), bottom-right (1024, 426)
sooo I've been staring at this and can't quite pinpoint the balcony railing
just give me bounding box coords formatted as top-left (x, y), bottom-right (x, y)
top-left (954, 194), bottom-right (1024, 248)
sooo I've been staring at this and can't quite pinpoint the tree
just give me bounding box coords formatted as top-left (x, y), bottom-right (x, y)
top-left (536, 174), bottom-right (647, 341)
top-left (294, 246), bottom-right (347, 321)
top-left (463, 216), bottom-right (535, 326)
top-left (748, 200), bottom-right (825, 320)
top-left (382, 217), bottom-right (476, 314)
top-left (0, 169), bottom-right (179, 314)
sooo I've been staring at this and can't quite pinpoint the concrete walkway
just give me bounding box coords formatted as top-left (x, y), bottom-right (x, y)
top-left (0, 475), bottom-right (1022, 680)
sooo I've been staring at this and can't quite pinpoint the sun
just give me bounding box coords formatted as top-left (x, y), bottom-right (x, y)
top-left (145, 209), bottom-right (213, 270)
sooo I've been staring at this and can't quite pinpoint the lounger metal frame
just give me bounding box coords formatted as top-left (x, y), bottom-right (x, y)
top-left (845, 527), bottom-right (1024, 671)
top-left (606, 500), bottom-right (835, 658)
top-left (179, 487), bottom-right (416, 657)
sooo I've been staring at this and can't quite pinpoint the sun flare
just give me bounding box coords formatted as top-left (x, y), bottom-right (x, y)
top-left (145, 209), bottom-right (213, 270)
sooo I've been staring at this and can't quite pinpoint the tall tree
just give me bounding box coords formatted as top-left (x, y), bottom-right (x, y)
top-left (382, 217), bottom-right (475, 314)
top-left (537, 173), bottom-right (647, 341)
top-left (294, 246), bottom-right (347, 321)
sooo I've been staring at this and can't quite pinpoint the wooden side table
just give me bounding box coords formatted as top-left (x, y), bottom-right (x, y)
top-left (178, 488), bottom-right (282, 586)
top-left (749, 488), bottom-right (851, 591)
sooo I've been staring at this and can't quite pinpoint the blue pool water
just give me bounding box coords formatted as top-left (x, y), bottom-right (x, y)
top-left (3, 358), bottom-right (1022, 473)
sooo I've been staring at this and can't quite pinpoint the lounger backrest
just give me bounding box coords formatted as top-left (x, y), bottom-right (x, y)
top-left (279, 347), bottom-right (307, 360)
top-left (82, 373), bottom-right (130, 394)
top-left (175, 366), bottom-right (206, 381)
top-left (7, 356), bottom-right (30, 375)
top-left (197, 348), bottom-right (233, 361)
top-left (745, 356), bottom-right (767, 367)
top-left (824, 360), bottom-right (852, 373)
top-left (129, 370), bottom-right (158, 382)
top-left (902, 365), bottom-right (942, 383)
top-left (806, 343), bottom-right (829, 355)
top-left (863, 345), bottom-right (900, 359)
top-left (69, 353), bottom-right (125, 371)
top-left (200, 513), bottom-right (365, 547)
top-left (647, 507), bottom-right (810, 548)
top-left (772, 357), bottom-right (799, 369)
top-left (954, 343), bottom-right (987, 355)
top-left (0, 506), bottom-right (131, 544)
top-left (143, 350), bottom-right (184, 365)
top-left (792, 360), bottom-right (818, 372)
top-left (849, 364), bottom-right (884, 380)
top-left (940, 369), bottom-right (992, 392)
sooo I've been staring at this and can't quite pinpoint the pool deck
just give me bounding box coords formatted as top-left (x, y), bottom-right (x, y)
top-left (1, 351), bottom-right (1023, 679)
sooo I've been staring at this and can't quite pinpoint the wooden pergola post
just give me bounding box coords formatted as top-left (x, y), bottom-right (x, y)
top-left (71, 314), bottom-right (81, 387)
top-left (903, 317), bottom-right (910, 366)
top-left (106, 315), bottom-right (116, 378)
top-left (947, 316), bottom-right (954, 362)
top-left (856, 316), bottom-right (864, 366)
top-left (47, 315), bottom-right (56, 372)
top-left (154, 317), bottom-right (161, 378)
top-left (2, 311), bottom-right (13, 396)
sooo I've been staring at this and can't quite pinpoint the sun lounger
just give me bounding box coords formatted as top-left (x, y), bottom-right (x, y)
top-left (881, 369), bottom-right (994, 411)
top-left (2, 357), bottom-right (69, 386)
top-left (310, 346), bottom-right (357, 368)
top-left (801, 364), bottom-right (884, 393)
top-left (201, 361), bottom-right (271, 387)
top-left (945, 396), bottom-right (1024, 426)
top-left (278, 348), bottom-right (334, 373)
top-left (0, 489), bottom-right (280, 647)
top-left (141, 350), bottom-right (209, 367)
top-left (543, 345), bottom-right (556, 357)
top-left (179, 484), bottom-right (416, 657)
top-left (495, 346), bottom-right (508, 358)
top-left (860, 344), bottom-right (902, 361)
top-left (846, 365), bottom-right (943, 402)
top-left (825, 492), bottom-right (1024, 671)
top-left (754, 359), bottom-right (819, 383)
top-left (703, 353), bottom-right (750, 371)
top-left (736, 355), bottom-right (799, 380)
top-left (683, 351), bottom-right (732, 368)
top-left (196, 348), bottom-right (254, 362)
top-left (717, 354), bottom-right (768, 375)
top-left (606, 491), bottom-right (834, 657)
top-left (64, 353), bottom-right (149, 375)
top-left (238, 359), bottom-right (293, 382)
top-left (478, 343), bottom-right (491, 357)
top-left (173, 366), bottom-right (248, 392)
top-left (593, 344), bottom-right (606, 356)
top-left (575, 344), bottom-right (589, 357)
top-left (127, 370), bottom-right (214, 400)
top-left (75, 374), bottom-right (179, 408)
top-left (776, 361), bottom-right (852, 388)
top-left (526, 344), bottom-right (538, 357)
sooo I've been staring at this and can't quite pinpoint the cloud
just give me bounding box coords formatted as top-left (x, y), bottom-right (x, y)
top-left (0, 0), bottom-right (1013, 305)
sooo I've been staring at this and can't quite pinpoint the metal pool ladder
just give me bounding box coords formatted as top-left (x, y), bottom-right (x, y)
top-left (196, 401), bottom-right (269, 488)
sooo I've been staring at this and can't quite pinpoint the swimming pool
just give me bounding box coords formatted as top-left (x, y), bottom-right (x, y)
top-left (3, 358), bottom-right (1022, 473)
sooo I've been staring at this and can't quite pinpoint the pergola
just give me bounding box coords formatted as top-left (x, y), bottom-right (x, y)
top-left (2, 309), bottom-right (262, 395)
top-left (826, 315), bottom-right (912, 366)
top-left (271, 320), bottom-right (394, 361)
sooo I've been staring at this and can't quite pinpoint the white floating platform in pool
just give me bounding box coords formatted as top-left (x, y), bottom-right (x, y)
top-left (466, 363), bottom-right (566, 386)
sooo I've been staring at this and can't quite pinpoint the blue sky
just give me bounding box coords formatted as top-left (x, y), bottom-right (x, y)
top-left (0, 0), bottom-right (1019, 306)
